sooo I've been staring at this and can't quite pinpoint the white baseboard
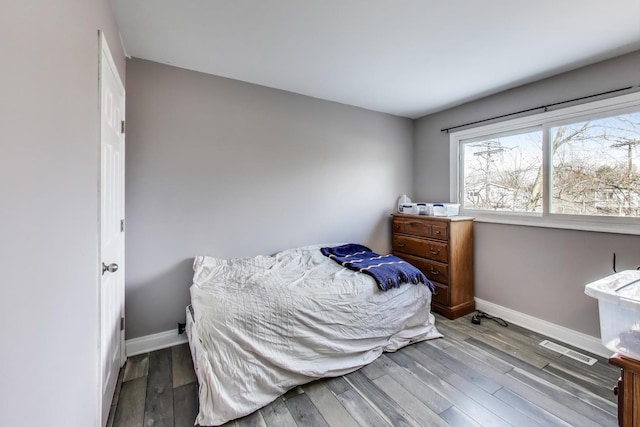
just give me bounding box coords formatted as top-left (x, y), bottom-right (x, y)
top-left (474, 298), bottom-right (610, 359)
top-left (125, 329), bottom-right (189, 357)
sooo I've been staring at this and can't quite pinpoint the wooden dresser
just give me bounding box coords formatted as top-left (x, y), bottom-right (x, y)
top-left (609, 353), bottom-right (640, 427)
top-left (391, 213), bottom-right (475, 319)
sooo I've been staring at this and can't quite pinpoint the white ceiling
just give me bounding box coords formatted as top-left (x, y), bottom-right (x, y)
top-left (111, 0), bottom-right (640, 118)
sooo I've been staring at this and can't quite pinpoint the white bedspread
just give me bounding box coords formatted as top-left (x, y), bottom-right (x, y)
top-left (189, 244), bottom-right (441, 426)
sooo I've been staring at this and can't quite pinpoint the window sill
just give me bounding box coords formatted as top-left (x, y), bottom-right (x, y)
top-left (464, 212), bottom-right (640, 236)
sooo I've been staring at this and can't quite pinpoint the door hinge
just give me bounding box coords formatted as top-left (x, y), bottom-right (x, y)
top-left (120, 219), bottom-right (125, 232)
top-left (120, 317), bottom-right (125, 331)
top-left (121, 120), bottom-right (125, 134)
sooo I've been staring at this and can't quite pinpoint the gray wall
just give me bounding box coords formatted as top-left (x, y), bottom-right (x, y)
top-left (0, 1), bottom-right (125, 426)
top-left (414, 50), bottom-right (640, 337)
top-left (125, 59), bottom-right (414, 339)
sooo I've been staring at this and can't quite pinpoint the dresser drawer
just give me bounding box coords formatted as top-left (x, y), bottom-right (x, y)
top-left (393, 217), bottom-right (448, 241)
top-left (431, 281), bottom-right (450, 306)
top-left (403, 218), bottom-right (433, 238)
top-left (393, 235), bottom-right (448, 263)
top-left (392, 219), bottom-right (404, 234)
top-left (431, 223), bottom-right (448, 241)
top-left (395, 253), bottom-right (450, 284)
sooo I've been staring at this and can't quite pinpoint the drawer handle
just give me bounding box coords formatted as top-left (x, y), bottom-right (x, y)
top-left (430, 268), bottom-right (440, 275)
top-left (429, 248), bottom-right (440, 255)
top-left (397, 242), bottom-right (406, 247)
top-left (432, 288), bottom-right (439, 296)
top-left (434, 230), bottom-right (442, 235)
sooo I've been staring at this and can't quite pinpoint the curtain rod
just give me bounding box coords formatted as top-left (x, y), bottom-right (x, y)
top-left (441, 85), bottom-right (636, 133)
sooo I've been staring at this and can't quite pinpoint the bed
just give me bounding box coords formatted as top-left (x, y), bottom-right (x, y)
top-left (186, 244), bottom-right (441, 426)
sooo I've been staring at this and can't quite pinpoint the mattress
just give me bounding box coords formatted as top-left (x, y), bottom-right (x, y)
top-left (188, 244), bottom-right (441, 425)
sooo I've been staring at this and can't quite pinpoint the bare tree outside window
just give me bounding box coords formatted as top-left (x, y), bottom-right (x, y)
top-left (551, 112), bottom-right (640, 217)
top-left (462, 111), bottom-right (640, 218)
top-left (463, 130), bottom-right (543, 212)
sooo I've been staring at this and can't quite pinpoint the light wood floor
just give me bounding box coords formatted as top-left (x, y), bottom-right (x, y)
top-left (108, 313), bottom-right (620, 427)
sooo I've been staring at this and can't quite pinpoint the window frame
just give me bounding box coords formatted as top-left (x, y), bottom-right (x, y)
top-left (449, 91), bottom-right (640, 235)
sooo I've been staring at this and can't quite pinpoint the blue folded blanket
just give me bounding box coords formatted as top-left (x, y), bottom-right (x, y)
top-left (321, 243), bottom-right (434, 293)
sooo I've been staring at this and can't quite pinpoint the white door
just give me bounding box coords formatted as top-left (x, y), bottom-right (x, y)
top-left (99, 31), bottom-right (126, 427)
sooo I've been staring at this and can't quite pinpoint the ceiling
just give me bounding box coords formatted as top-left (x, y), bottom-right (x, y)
top-left (111, 0), bottom-right (640, 118)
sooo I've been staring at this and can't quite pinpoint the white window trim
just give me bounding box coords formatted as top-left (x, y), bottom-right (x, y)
top-left (449, 91), bottom-right (640, 235)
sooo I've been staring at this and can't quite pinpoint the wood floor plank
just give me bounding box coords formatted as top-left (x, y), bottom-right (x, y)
top-left (435, 318), bottom-right (480, 341)
top-left (172, 343), bottom-right (197, 388)
top-left (507, 367), bottom-right (617, 427)
top-left (334, 389), bottom-right (393, 427)
top-left (544, 361), bottom-right (618, 402)
top-left (474, 315), bottom-right (558, 354)
top-left (439, 406), bottom-right (482, 427)
top-left (487, 321), bottom-right (618, 385)
top-left (439, 314), bottom-right (492, 337)
top-left (235, 409), bottom-right (267, 427)
top-left (374, 354), bottom-right (452, 414)
top-left (261, 396), bottom-right (302, 427)
top-left (359, 356), bottom-right (386, 380)
top-left (493, 387), bottom-right (572, 427)
top-left (283, 392), bottom-right (329, 427)
top-left (464, 326), bottom-right (551, 369)
top-left (174, 382), bottom-right (199, 427)
top-left (323, 376), bottom-right (351, 395)
top-left (123, 353), bottom-right (149, 382)
top-left (282, 385), bottom-right (305, 400)
top-left (481, 318), bottom-right (616, 373)
top-left (446, 315), bottom-right (550, 364)
top-left (436, 316), bottom-right (479, 341)
top-left (415, 341), bottom-right (503, 394)
top-left (345, 369), bottom-right (419, 427)
top-left (385, 350), bottom-right (512, 427)
top-left (466, 336), bottom-right (554, 374)
top-left (372, 374), bottom-right (449, 427)
top-left (424, 338), bottom-right (515, 379)
top-left (110, 313), bottom-right (621, 427)
top-left (260, 397), bottom-right (298, 427)
top-left (405, 345), bottom-right (544, 427)
top-left (434, 334), bottom-right (514, 374)
top-left (467, 336), bottom-right (617, 417)
top-left (426, 335), bottom-right (454, 350)
top-left (436, 335), bottom-right (616, 426)
top-left (113, 377), bottom-right (147, 427)
top-left (440, 335), bottom-right (616, 419)
top-left (303, 381), bottom-right (360, 427)
top-left (144, 348), bottom-right (174, 427)
top-left (546, 352), bottom-right (620, 387)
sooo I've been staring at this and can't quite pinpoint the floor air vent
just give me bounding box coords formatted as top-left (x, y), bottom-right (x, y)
top-left (539, 340), bottom-right (597, 366)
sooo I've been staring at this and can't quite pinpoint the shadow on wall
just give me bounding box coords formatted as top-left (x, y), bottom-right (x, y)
top-left (125, 258), bottom-right (194, 340)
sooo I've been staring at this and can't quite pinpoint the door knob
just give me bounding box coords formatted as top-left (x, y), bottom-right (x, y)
top-left (102, 262), bottom-right (119, 275)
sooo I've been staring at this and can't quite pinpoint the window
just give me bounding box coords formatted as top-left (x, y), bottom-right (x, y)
top-left (550, 113), bottom-right (640, 217)
top-left (462, 129), bottom-right (543, 213)
top-left (450, 92), bottom-right (640, 234)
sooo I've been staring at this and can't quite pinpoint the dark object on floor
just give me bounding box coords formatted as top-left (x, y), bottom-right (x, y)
top-left (471, 313), bottom-right (481, 324)
top-left (471, 310), bottom-right (508, 327)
